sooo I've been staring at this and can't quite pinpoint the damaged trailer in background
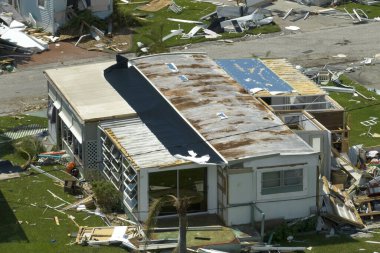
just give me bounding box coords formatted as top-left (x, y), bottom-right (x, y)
top-left (220, 9), bottom-right (273, 32)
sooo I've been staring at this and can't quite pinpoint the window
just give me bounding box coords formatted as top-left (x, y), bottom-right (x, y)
top-left (38, 0), bottom-right (45, 8)
top-left (261, 169), bottom-right (303, 195)
top-left (149, 168), bottom-right (207, 215)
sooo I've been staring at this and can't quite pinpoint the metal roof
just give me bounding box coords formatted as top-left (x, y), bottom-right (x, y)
top-left (100, 118), bottom-right (190, 169)
top-left (44, 61), bottom-right (136, 123)
top-left (102, 61), bottom-right (225, 168)
top-left (131, 53), bottom-right (314, 161)
top-left (216, 58), bottom-right (294, 94)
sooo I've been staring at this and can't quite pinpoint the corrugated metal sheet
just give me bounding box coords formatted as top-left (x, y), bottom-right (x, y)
top-left (100, 118), bottom-right (190, 169)
top-left (102, 61), bottom-right (225, 165)
top-left (131, 53), bottom-right (314, 161)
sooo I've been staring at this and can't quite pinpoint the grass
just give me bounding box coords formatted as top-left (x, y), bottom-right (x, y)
top-left (273, 232), bottom-right (380, 253)
top-left (0, 114), bottom-right (126, 252)
top-left (0, 115), bottom-right (48, 165)
top-left (327, 75), bottom-right (380, 147)
top-left (0, 171), bottom-right (125, 253)
top-left (113, 0), bottom-right (280, 52)
top-left (336, 2), bottom-right (380, 19)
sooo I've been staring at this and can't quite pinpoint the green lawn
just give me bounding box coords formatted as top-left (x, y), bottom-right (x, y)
top-left (0, 115), bottom-right (48, 164)
top-left (275, 232), bottom-right (380, 253)
top-left (0, 115), bottom-right (125, 252)
top-left (327, 76), bottom-right (380, 147)
top-left (0, 171), bottom-right (125, 253)
top-left (114, 0), bottom-right (280, 52)
top-left (336, 2), bottom-right (380, 19)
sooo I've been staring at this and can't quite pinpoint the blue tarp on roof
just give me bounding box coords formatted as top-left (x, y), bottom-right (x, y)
top-left (216, 59), bottom-right (293, 93)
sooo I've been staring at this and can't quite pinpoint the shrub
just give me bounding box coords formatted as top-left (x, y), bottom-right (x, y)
top-left (92, 180), bottom-right (122, 213)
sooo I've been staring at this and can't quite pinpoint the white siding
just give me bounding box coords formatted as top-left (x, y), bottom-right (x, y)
top-left (226, 153), bottom-right (319, 226)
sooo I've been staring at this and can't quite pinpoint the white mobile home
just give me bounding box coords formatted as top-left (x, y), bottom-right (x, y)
top-left (45, 53), bottom-right (320, 226)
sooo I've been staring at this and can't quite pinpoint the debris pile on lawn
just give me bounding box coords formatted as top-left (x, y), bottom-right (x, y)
top-left (74, 224), bottom-right (243, 252)
top-left (64, 8), bottom-right (131, 53)
top-left (132, 3), bottom-right (275, 54)
top-left (0, 2), bottom-right (61, 72)
top-left (317, 146), bottom-right (380, 234)
top-left (37, 150), bottom-right (70, 165)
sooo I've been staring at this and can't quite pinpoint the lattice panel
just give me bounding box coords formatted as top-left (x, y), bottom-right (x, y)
top-left (86, 140), bottom-right (98, 169)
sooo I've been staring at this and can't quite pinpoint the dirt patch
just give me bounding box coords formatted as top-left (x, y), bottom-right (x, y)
top-left (137, 0), bottom-right (171, 12)
top-left (17, 42), bottom-right (108, 68)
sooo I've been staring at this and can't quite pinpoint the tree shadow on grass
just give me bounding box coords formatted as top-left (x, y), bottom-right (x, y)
top-left (0, 190), bottom-right (28, 243)
top-left (0, 141), bottom-right (15, 159)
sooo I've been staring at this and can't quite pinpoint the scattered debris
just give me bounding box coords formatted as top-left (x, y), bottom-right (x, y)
top-left (285, 26), bottom-right (300, 31)
top-left (174, 150), bottom-right (211, 164)
top-left (76, 226), bottom-right (142, 250)
top-left (163, 29), bottom-right (184, 41)
top-left (220, 9), bottom-right (274, 33)
top-left (168, 0), bottom-right (183, 13)
top-left (167, 18), bottom-right (204, 24)
top-left (55, 216), bottom-right (60, 226)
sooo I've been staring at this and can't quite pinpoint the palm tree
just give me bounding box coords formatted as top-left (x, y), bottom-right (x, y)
top-left (145, 195), bottom-right (190, 253)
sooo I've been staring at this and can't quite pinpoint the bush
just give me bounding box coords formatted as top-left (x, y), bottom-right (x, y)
top-left (268, 215), bottom-right (317, 242)
top-left (92, 180), bottom-right (122, 213)
top-left (13, 136), bottom-right (45, 160)
top-left (112, 2), bottom-right (142, 28)
top-left (61, 9), bottom-right (107, 34)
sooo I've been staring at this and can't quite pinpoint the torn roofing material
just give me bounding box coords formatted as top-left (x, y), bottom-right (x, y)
top-left (216, 58), bottom-right (294, 94)
top-left (261, 59), bottom-right (326, 96)
top-left (217, 58), bottom-right (326, 96)
top-left (44, 61), bottom-right (137, 123)
top-left (130, 53), bottom-right (314, 161)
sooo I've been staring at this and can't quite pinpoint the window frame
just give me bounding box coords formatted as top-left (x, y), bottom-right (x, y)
top-left (258, 167), bottom-right (307, 200)
top-left (38, 0), bottom-right (46, 8)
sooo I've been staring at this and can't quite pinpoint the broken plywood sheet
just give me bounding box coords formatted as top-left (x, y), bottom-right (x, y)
top-left (0, 172), bottom-right (20, 181)
top-left (76, 226), bottom-right (140, 250)
top-left (336, 155), bottom-right (362, 182)
top-left (321, 176), bottom-right (364, 228)
top-left (137, 0), bottom-right (171, 12)
top-left (150, 226), bottom-right (241, 252)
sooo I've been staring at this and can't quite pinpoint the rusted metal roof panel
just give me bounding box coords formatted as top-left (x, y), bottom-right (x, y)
top-left (100, 118), bottom-right (190, 169)
top-left (131, 53), bottom-right (314, 161)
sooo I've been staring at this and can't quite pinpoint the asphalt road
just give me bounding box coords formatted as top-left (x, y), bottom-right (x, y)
top-left (187, 22), bottom-right (380, 67)
top-left (1, 20), bottom-right (379, 115)
top-left (0, 55), bottom-right (114, 116)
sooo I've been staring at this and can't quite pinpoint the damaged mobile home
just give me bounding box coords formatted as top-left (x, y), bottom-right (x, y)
top-left (44, 53), bottom-right (321, 226)
top-left (1, 0), bottom-right (112, 34)
top-left (217, 58), bottom-right (349, 178)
